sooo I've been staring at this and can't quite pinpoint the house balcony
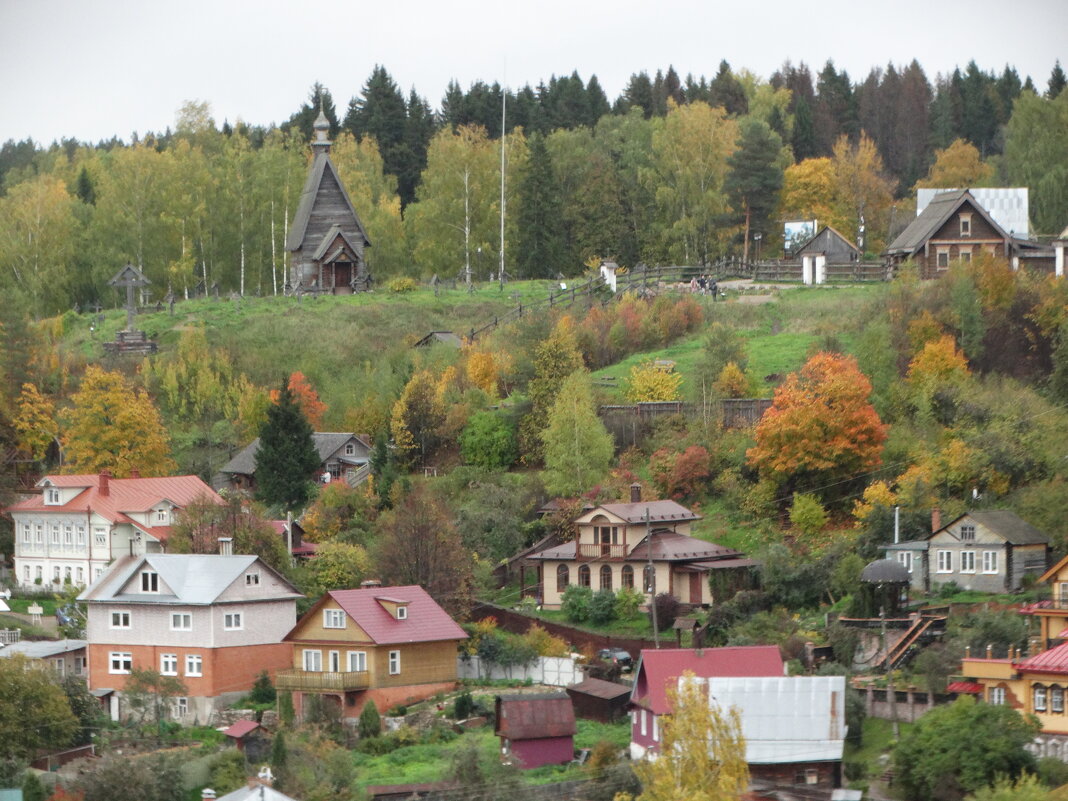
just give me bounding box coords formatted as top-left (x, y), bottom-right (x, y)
top-left (274, 669), bottom-right (370, 693)
top-left (577, 543), bottom-right (628, 559)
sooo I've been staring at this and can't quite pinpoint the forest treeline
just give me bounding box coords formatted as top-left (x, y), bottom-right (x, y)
top-left (1, 59), bottom-right (1067, 316)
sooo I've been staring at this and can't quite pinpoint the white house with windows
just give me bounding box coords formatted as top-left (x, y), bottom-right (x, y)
top-left (78, 550), bottom-right (300, 723)
top-left (927, 510), bottom-right (1049, 594)
top-left (8, 472), bottom-right (222, 589)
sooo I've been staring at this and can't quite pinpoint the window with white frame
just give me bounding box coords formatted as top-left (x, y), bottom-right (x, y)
top-left (23, 566), bottom-right (29, 582)
top-left (53, 566), bottom-right (60, 582)
top-left (983, 551), bottom-right (998, 574)
top-left (640, 709), bottom-right (647, 736)
top-left (960, 524), bottom-right (976, 541)
top-left (171, 613), bottom-right (192, 631)
top-left (388, 650), bottom-right (401, 675)
top-left (323, 609), bottom-right (346, 629)
top-left (75, 525), bottom-right (85, 545)
top-left (94, 528), bottom-right (107, 547)
top-left (64, 566), bottom-right (71, 583)
top-left (51, 525), bottom-right (60, 544)
top-left (21, 524), bottom-right (29, 543)
top-left (960, 249), bottom-right (972, 263)
top-left (328, 651), bottom-right (340, 672)
top-left (396, 606), bottom-right (408, 620)
top-left (156, 508), bottom-right (169, 524)
top-left (936, 248), bottom-right (950, 269)
top-left (224, 612), bottom-right (243, 630)
top-left (45, 488), bottom-right (60, 505)
top-left (937, 550), bottom-right (953, 573)
top-left (897, 552), bottom-right (913, 573)
top-left (110, 611), bottom-right (131, 629)
top-left (63, 524), bottom-right (72, 544)
top-left (76, 567), bottom-right (83, 584)
top-left (652, 714), bottom-right (659, 742)
top-left (960, 551), bottom-right (976, 573)
top-left (35, 566), bottom-right (42, 581)
top-left (1054, 687), bottom-right (1065, 713)
top-left (960, 213), bottom-right (972, 237)
top-left (141, 571), bottom-right (159, 592)
top-left (74, 657), bottom-right (86, 675)
top-left (109, 652), bottom-right (132, 674)
top-left (161, 653), bottom-right (178, 675)
top-left (347, 651), bottom-right (367, 672)
top-left (988, 686), bottom-right (1005, 705)
top-left (172, 697), bottom-right (188, 720)
top-left (302, 649), bottom-right (322, 672)
top-left (1035, 685), bottom-right (1048, 712)
top-left (345, 443), bottom-right (356, 456)
top-left (185, 654), bottom-right (203, 676)
top-left (245, 572), bottom-right (260, 586)
top-left (35, 525), bottom-right (43, 543)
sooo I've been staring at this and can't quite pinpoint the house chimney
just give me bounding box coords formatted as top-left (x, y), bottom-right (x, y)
top-left (360, 579), bottom-right (382, 589)
top-left (201, 791), bottom-right (216, 801)
top-left (129, 468), bottom-right (140, 479)
top-left (931, 506), bottom-right (941, 533)
top-left (255, 765), bottom-right (274, 787)
top-left (630, 483), bottom-right (642, 503)
top-left (218, 537), bottom-right (233, 557)
top-left (98, 470), bottom-right (110, 497)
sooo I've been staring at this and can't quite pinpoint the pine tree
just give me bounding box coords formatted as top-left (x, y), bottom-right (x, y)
top-left (254, 378), bottom-right (320, 512)
top-left (401, 90), bottom-right (436, 208)
top-left (586, 75), bottom-right (611, 126)
top-left (708, 60), bottom-right (748, 116)
top-left (725, 119), bottom-right (785, 251)
top-left (1048, 60), bottom-right (1067, 99)
top-left (344, 66), bottom-right (409, 200)
top-left (791, 94), bottom-right (817, 160)
top-left (516, 133), bottom-right (565, 279)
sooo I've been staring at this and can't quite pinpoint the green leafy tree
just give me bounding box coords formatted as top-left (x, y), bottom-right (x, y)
top-left (518, 318), bottom-right (584, 464)
top-left (589, 589), bottom-right (618, 625)
top-left (390, 369), bottom-right (445, 469)
top-left (254, 378), bottom-right (320, 512)
top-left (124, 668), bottom-right (187, 739)
top-left (249, 670), bottom-right (276, 705)
top-left (893, 696), bottom-right (1038, 801)
top-left (358, 699), bottom-right (382, 739)
top-left (965, 774), bottom-right (1048, 801)
top-left (1003, 89), bottom-right (1068, 236)
top-left (166, 495), bottom-right (290, 571)
top-left (78, 753), bottom-right (185, 801)
top-left (0, 655), bottom-right (77, 761)
top-left (561, 584), bottom-right (593, 623)
top-left (460, 411), bottom-right (518, 470)
top-left (541, 370), bottom-right (614, 497)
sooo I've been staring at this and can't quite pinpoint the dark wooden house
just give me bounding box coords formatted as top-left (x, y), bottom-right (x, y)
top-left (796, 225), bottom-right (860, 263)
top-left (883, 189), bottom-right (1012, 278)
top-left (216, 432), bottom-right (371, 492)
top-left (495, 692), bottom-right (576, 769)
top-left (565, 677), bottom-right (631, 722)
top-left (286, 109), bottom-right (372, 293)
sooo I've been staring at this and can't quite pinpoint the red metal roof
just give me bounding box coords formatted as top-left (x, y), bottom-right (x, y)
top-left (946, 681), bottom-right (984, 694)
top-left (223, 719), bottom-right (260, 738)
top-left (1016, 641), bottom-right (1068, 675)
top-left (495, 693), bottom-right (576, 740)
top-left (631, 647), bottom-right (785, 715)
top-left (316, 585), bottom-right (467, 645)
top-left (7, 475), bottom-right (222, 530)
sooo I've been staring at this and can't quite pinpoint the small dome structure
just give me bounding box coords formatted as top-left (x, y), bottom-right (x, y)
top-left (861, 558), bottom-right (910, 585)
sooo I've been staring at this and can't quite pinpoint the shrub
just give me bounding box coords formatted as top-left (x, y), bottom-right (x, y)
top-left (277, 692), bottom-right (294, 726)
top-left (522, 624), bottom-right (570, 657)
top-left (358, 700), bottom-right (382, 739)
top-left (249, 670), bottom-right (275, 704)
top-left (589, 589), bottom-right (617, 625)
top-left (652, 593), bottom-right (680, 630)
top-left (789, 493), bottom-right (829, 536)
top-left (387, 277), bottom-right (418, 293)
top-left (454, 691), bottom-right (475, 720)
top-left (561, 585), bottom-right (593, 623)
top-left (614, 586), bottom-right (643, 621)
top-left (459, 411), bottom-right (518, 469)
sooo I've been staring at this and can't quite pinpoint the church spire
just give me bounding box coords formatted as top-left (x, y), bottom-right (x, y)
top-left (312, 104), bottom-right (331, 153)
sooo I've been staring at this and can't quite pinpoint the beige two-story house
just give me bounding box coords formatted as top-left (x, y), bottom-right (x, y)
top-left (526, 485), bottom-right (750, 610)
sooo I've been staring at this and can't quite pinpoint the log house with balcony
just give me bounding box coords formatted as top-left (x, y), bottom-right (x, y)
top-left (526, 485), bottom-right (752, 610)
top-left (277, 584), bottom-right (467, 720)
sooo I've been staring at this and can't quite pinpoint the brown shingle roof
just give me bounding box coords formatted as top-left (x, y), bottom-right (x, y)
top-left (495, 693), bottom-right (576, 739)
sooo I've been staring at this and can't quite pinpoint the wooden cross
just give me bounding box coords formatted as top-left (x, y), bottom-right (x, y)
top-left (107, 263), bottom-right (151, 332)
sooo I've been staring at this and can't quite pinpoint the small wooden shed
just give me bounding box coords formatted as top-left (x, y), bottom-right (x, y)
top-left (495, 692), bottom-right (576, 769)
top-left (565, 677), bottom-right (631, 723)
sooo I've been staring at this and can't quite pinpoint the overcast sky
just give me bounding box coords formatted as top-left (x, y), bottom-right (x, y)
top-left (1, 0), bottom-right (1065, 146)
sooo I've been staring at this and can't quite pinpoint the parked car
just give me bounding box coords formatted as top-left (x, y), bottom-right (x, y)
top-left (597, 647), bottom-right (633, 671)
top-left (55, 604), bottom-right (76, 627)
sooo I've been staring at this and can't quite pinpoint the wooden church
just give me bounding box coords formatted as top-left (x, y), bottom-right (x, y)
top-left (286, 109), bottom-right (372, 293)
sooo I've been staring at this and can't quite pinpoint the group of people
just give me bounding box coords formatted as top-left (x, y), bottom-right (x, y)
top-left (689, 274), bottom-right (720, 300)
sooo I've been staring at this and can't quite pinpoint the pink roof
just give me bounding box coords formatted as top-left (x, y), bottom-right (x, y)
top-left (7, 474), bottom-right (222, 531)
top-left (306, 585), bottom-right (467, 645)
top-left (1016, 641), bottom-right (1068, 675)
top-left (223, 719), bottom-right (260, 738)
top-left (631, 647), bottom-right (785, 715)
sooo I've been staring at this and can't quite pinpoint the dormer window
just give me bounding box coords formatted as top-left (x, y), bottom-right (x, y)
top-left (324, 609), bottom-right (346, 629)
top-left (397, 606), bottom-right (408, 620)
top-left (141, 571), bottom-right (159, 593)
top-left (156, 508), bottom-right (169, 524)
top-left (45, 488), bottom-right (61, 505)
top-left (345, 443), bottom-right (356, 456)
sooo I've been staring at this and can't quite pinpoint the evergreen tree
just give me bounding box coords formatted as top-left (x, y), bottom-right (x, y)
top-left (725, 119), bottom-right (785, 252)
top-left (813, 60), bottom-right (856, 155)
top-left (586, 75), bottom-right (611, 126)
top-left (960, 61), bottom-right (998, 155)
top-left (791, 94), bottom-right (817, 160)
top-left (344, 66), bottom-right (408, 199)
top-left (440, 80), bottom-right (466, 130)
top-left (708, 60), bottom-right (748, 116)
top-left (254, 378), bottom-right (320, 512)
top-left (621, 72), bottom-right (655, 118)
top-left (1048, 60), bottom-right (1067, 99)
top-left (516, 133), bottom-right (565, 279)
top-left (75, 166), bottom-right (95, 205)
top-left (285, 83), bottom-right (339, 141)
top-left (402, 90), bottom-right (436, 208)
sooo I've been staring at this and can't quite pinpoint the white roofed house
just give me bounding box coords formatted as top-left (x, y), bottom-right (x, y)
top-left (78, 550), bottom-right (301, 723)
top-left (8, 472), bottom-right (223, 590)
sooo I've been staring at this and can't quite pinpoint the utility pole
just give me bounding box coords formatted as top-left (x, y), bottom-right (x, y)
top-left (498, 84), bottom-right (507, 291)
top-left (646, 507), bottom-right (659, 648)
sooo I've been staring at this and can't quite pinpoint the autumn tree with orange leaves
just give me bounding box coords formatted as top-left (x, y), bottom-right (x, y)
top-left (747, 352), bottom-right (887, 505)
top-left (270, 371), bottom-right (327, 429)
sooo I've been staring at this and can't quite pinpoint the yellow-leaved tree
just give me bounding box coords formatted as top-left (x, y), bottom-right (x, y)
top-left (916, 138), bottom-right (994, 189)
top-left (625, 361), bottom-right (682, 402)
top-left (62, 366), bottom-right (177, 477)
top-left (624, 671), bottom-right (749, 801)
top-left (13, 383), bottom-right (57, 461)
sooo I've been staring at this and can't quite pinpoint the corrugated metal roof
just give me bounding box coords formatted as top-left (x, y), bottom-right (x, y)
top-left (946, 681), bottom-right (984, 694)
top-left (631, 647), bottom-right (785, 715)
top-left (566, 677), bottom-right (631, 700)
top-left (528, 531), bottom-right (740, 564)
top-left (80, 553), bottom-right (301, 605)
top-left (495, 692), bottom-right (576, 739)
top-left (0, 639), bottom-right (86, 659)
top-left (595, 499), bottom-right (701, 524)
top-left (701, 676), bottom-right (846, 764)
top-left (1016, 641), bottom-right (1068, 674)
top-left (220, 433), bottom-right (370, 476)
top-left (223, 719), bottom-right (260, 738)
top-left (885, 189), bottom-right (1010, 256)
top-left (917, 187), bottom-right (1030, 239)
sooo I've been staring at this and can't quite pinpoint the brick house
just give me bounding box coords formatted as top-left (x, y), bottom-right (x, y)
top-left (526, 485), bottom-right (752, 610)
top-left (277, 584), bottom-right (467, 720)
top-left (9, 472), bottom-right (222, 589)
top-left (79, 551), bottom-right (300, 723)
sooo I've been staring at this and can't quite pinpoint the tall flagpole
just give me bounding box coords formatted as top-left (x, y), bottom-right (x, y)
top-left (499, 73), bottom-right (507, 290)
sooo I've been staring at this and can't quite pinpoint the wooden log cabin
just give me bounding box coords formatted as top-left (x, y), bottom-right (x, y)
top-left (286, 109), bottom-right (372, 293)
